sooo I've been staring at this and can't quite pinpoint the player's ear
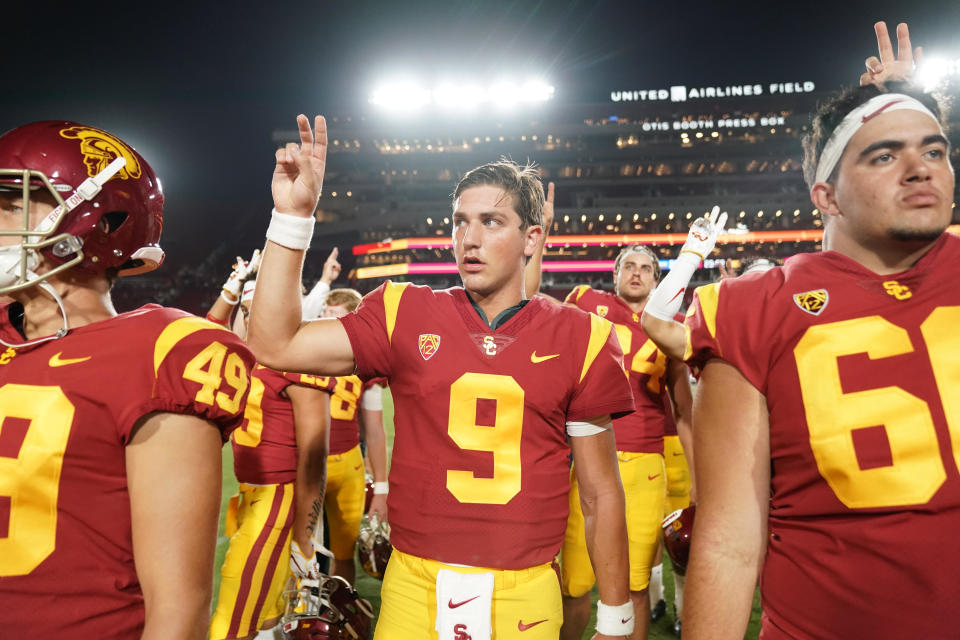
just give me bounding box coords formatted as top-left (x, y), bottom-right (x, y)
top-left (522, 224), bottom-right (543, 258)
top-left (810, 182), bottom-right (841, 219)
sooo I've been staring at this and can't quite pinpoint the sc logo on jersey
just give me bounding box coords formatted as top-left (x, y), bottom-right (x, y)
top-left (454, 623), bottom-right (472, 640)
top-left (882, 280), bottom-right (912, 300)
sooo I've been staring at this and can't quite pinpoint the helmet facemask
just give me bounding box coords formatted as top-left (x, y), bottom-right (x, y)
top-left (0, 156), bottom-right (127, 295)
top-left (282, 575), bottom-right (374, 639)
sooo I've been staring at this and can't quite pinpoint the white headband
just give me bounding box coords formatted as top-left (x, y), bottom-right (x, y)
top-left (815, 93), bottom-right (944, 184)
top-left (241, 279), bottom-right (256, 304)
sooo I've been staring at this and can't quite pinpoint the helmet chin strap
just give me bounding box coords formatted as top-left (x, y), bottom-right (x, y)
top-left (0, 278), bottom-right (70, 349)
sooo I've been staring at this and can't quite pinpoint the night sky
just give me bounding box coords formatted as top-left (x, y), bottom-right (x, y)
top-left (5, 0), bottom-right (958, 260)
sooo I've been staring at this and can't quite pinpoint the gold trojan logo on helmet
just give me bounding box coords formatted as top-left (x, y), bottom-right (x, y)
top-left (58, 126), bottom-right (142, 181)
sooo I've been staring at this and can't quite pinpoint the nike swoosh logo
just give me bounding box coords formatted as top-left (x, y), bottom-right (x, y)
top-left (518, 619), bottom-right (548, 631)
top-left (49, 352), bottom-right (91, 367)
top-left (862, 98), bottom-right (904, 123)
top-left (530, 352), bottom-right (559, 363)
top-left (353, 464), bottom-right (363, 470)
top-left (622, 616), bottom-right (633, 624)
top-left (648, 473), bottom-right (661, 480)
top-left (448, 596), bottom-right (480, 609)
top-left (672, 452), bottom-right (685, 456)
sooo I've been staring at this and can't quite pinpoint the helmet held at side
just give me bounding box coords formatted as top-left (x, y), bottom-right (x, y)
top-left (281, 574), bottom-right (374, 639)
top-left (662, 504), bottom-right (696, 576)
top-left (356, 513), bottom-right (392, 580)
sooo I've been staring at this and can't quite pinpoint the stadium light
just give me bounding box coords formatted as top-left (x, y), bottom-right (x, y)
top-left (368, 81), bottom-right (431, 110)
top-left (370, 77), bottom-right (554, 111)
top-left (916, 55), bottom-right (960, 91)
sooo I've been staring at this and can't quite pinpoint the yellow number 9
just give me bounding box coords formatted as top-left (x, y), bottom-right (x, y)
top-left (0, 385), bottom-right (74, 576)
top-left (446, 373), bottom-right (524, 505)
top-left (233, 375), bottom-right (266, 448)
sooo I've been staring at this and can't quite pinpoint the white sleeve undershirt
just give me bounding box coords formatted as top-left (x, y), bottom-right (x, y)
top-left (361, 384), bottom-right (383, 411)
top-left (566, 414), bottom-right (613, 437)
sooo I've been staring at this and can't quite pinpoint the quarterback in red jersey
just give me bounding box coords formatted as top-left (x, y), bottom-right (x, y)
top-left (206, 276), bottom-right (331, 640)
top-left (0, 121), bottom-right (256, 639)
top-left (648, 23), bottom-right (960, 640)
top-left (528, 229), bottom-right (693, 640)
top-left (248, 115), bottom-right (635, 639)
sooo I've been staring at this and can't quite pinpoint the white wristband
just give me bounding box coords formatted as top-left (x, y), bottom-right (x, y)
top-left (266, 209), bottom-right (315, 250)
top-left (373, 481), bottom-right (389, 495)
top-left (596, 600), bottom-right (635, 636)
top-left (219, 290), bottom-right (239, 306)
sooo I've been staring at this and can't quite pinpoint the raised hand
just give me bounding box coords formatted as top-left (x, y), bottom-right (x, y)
top-left (272, 114), bottom-right (328, 218)
top-left (542, 181), bottom-right (555, 233)
top-left (860, 22), bottom-right (922, 87)
top-left (245, 248), bottom-right (262, 277)
top-left (680, 206), bottom-right (727, 262)
top-left (321, 247), bottom-right (341, 284)
top-left (221, 252), bottom-right (259, 304)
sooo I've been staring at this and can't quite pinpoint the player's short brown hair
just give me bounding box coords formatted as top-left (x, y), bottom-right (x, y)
top-left (452, 159), bottom-right (545, 230)
top-left (614, 244), bottom-right (661, 281)
top-left (801, 81), bottom-right (947, 188)
top-left (326, 288), bottom-right (362, 312)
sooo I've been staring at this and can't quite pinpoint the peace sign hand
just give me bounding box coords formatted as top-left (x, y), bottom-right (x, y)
top-left (272, 114), bottom-right (328, 218)
top-left (860, 22), bottom-right (922, 88)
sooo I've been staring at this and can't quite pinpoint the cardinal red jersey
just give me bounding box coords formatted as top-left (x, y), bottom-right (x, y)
top-left (232, 366), bottom-right (330, 484)
top-left (340, 283), bottom-right (634, 569)
top-left (566, 285), bottom-right (673, 453)
top-left (685, 233), bottom-right (960, 638)
top-left (314, 374), bottom-right (364, 455)
top-left (0, 304), bottom-right (255, 640)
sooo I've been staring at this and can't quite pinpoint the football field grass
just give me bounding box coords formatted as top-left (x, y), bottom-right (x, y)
top-left (213, 390), bottom-right (762, 639)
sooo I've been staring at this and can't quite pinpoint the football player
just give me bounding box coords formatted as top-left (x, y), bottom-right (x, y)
top-left (302, 246), bottom-right (341, 320)
top-left (207, 276), bottom-right (332, 640)
top-left (315, 287), bottom-right (389, 585)
top-left (247, 115), bottom-right (636, 640)
top-left (526, 212), bottom-right (693, 640)
top-left (0, 121), bottom-right (256, 639)
top-left (647, 23), bottom-right (960, 639)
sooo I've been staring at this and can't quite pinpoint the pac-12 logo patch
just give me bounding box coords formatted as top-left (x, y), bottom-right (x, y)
top-left (418, 334), bottom-right (441, 360)
top-left (595, 305), bottom-right (609, 317)
top-left (793, 289), bottom-right (828, 315)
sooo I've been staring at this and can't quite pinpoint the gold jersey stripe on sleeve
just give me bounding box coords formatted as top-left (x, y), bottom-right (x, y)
top-left (695, 282), bottom-right (722, 340)
top-left (565, 284), bottom-right (589, 304)
top-left (383, 281), bottom-right (411, 344)
top-left (153, 316), bottom-right (231, 376)
top-left (580, 312), bottom-right (614, 383)
top-left (683, 323), bottom-right (694, 362)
